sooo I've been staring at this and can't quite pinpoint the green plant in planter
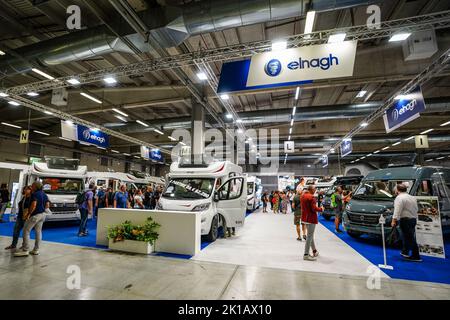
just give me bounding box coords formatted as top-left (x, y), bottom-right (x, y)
top-left (107, 217), bottom-right (160, 245)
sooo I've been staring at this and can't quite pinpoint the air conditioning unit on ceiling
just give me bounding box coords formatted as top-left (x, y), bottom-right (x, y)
top-left (402, 29), bottom-right (438, 61)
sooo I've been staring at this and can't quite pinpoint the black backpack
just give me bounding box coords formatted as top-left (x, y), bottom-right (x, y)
top-left (75, 191), bottom-right (86, 206)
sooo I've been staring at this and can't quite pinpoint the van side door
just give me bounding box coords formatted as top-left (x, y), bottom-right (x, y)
top-left (216, 176), bottom-right (247, 228)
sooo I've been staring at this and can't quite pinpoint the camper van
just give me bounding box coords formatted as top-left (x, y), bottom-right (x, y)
top-left (314, 176), bottom-right (339, 195)
top-left (322, 176), bottom-right (363, 220)
top-left (158, 161), bottom-right (247, 242)
top-left (342, 166), bottom-right (450, 243)
top-left (29, 158), bottom-right (87, 222)
top-left (128, 170), bottom-right (165, 189)
top-left (246, 176), bottom-right (262, 211)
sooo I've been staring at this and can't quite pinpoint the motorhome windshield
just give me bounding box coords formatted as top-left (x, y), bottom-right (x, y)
top-left (163, 178), bottom-right (214, 200)
top-left (247, 182), bottom-right (254, 195)
top-left (41, 177), bottom-right (83, 195)
top-left (353, 179), bottom-right (414, 200)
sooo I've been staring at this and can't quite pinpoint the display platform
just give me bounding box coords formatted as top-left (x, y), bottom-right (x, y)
top-left (318, 215), bottom-right (450, 285)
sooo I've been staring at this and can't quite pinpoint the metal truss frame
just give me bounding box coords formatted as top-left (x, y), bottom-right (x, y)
top-left (3, 10), bottom-right (450, 96)
top-left (10, 94), bottom-right (171, 155)
top-left (327, 47), bottom-right (450, 157)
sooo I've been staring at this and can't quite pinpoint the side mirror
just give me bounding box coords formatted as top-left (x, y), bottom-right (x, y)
top-left (213, 192), bottom-right (219, 202)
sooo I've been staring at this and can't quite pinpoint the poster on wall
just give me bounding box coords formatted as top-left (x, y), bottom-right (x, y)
top-left (415, 196), bottom-right (445, 258)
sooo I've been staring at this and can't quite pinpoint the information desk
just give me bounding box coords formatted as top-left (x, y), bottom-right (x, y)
top-left (96, 208), bottom-right (201, 256)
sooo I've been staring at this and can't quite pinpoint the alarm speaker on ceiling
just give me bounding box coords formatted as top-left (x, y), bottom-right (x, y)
top-left (51, 88), bottom-right (68, 106)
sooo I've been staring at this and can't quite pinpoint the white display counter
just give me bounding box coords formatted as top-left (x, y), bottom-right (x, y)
top-left (96, 208), bottom-right (201, 256)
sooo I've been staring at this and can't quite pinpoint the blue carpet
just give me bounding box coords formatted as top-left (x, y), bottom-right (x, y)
top-left (319, 215), bottom-right (450, 285)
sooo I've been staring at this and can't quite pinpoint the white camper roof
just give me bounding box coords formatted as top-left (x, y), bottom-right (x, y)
top-left (31, 162), bottom-right (87, 178)
top-left (87, 171), bottom-right (138, 183)
top-left (169, 161), bottom-right (242, 178)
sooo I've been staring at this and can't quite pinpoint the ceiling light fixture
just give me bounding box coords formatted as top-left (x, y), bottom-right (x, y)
top-left (289, 128), bottom-right (292, 134)
top-left (356, 90), bottom-right (367, 98)
top-left (220, 94), bottom-right (229, 100)
top-left (328, 33), bottom-right (346, 43)
top-left (114, 115), bottom-right (127, 122)
top-left (405, 136), bottom-right (415, 141)
top-left (290, 119), bottom-right (294, 126)
top-left (436, 157), bottom-right (445, 160)
top-left (196, 72), bottom-right (207, 80)
top-left (382, 146), bottom-right (390, 150)
top-left (288, 135), bottom-right (291, 140)
top-left (80, 92), bottom-right (102, 104)
top-left (226, 113), bottom-right (233, 119)
top-left (8, 101), bottom-right (20, 106)
top-left (67, 78), bottom-right (81, 85)
top-left (136, 120), bottom-right (148, 127)
top-left (123, 153), bottom-right (131, 156)
top-left (304, 11), bottom-right (316, 36)
top-left (420, 129), bottom-right (434, 135)
top-left (271, 40), bottom-right (287, 51)
top-left (112, 108), bottom-right (128, 117)
top-left (0, 50), bottom-right (5, 56)
top-left (236, 119), bottom-right (243, 123)
top-left (0, 92), bottom-right (9, 97)
top-left (44, 111), bottom-right (53, 115)
top-left (1, 122), bottom-right (21, 129)
top-left (34, 130), bottom-right (50, 136)
top-left (153, 128), bottom-right (164, 135)
top-left (103, 77), bottom-right (117, 84)
top-left (58, 137), bottom-right (72, 142)
top-left (295, 87), bottom-right (300, 100)
top-left (31, 68), bottom-right (55, 80)
top-left (440, 120), bottom-right (450, 127)
top-left (373, 150), bottom-right (380, 154)
top-left (65, 120), bottom-right (74, 126)
top-left (111, 150), bottom-right (120, 153)
top-left (360, 122), bottom-right (368, 127)
top-left (389, 32), bottom-right (411, 42)
top-left (292, 107), bottom-right (297, 116)
top-left (27, 92), bottom-right (39, 97)
top-left (392, 141), bottom-right (401, 146)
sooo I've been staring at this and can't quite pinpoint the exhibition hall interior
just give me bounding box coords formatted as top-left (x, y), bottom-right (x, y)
top-left (0, 0), bottom-right (449, 302)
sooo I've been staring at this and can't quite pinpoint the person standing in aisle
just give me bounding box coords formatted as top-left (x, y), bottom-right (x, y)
top-left (14, 182), bottom-right (49, 257)
top-left (79, 183), bottom-right (95, 237)
top-left (144, 186), bottom-right (153, 209)
top-left (134, 189), bottom-right (145, 209)
top-left (262, 192), bottom-right (268, 213)
top-left (269, 191), bottom-right (274, 212)
top-left (151, 186), bottom-right (162, 210)
top-left (0, 183), bottom-right (10, 223)
top-left (301, 185), bottom-right (324, 261)
top-left (272, 191), bottom-right (280, 214)
top-left (292, 189), bottom-right (303, 241)
top-left (5, 186), bottom-right (32, 251)
top-left (391, 183), bottom-right (421, 262)
top-left (106, 187), bottom-right (114, 208)
top-left (96, 186), bottom-right (106, 218)
top-left (333, 187), bottom-right (344, 233)
top-left (114, 184), bottom-right (129, 209)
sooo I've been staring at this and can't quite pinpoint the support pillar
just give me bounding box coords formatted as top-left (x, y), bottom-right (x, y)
top-left (191, 97), bottom-right (205, 164)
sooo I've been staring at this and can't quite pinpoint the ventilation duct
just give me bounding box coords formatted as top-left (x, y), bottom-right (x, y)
top-left (0, 0), bottom-right (379, 74)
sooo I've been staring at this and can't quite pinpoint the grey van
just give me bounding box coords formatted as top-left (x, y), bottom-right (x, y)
top-left (342, 166), bottom-right (450, 244)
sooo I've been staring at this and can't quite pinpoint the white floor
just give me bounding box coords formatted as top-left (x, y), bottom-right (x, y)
top-left (193, 209), bottom-right (389, 278)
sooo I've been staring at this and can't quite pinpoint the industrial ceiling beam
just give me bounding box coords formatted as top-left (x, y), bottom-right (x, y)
top-left (8, 94), bottom-right (171, 155)
top-left (3, 10), bottom-right (450, 96)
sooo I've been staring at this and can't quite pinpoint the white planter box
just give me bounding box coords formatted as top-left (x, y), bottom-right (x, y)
top-left (108, 239), bottom-right (154, 254)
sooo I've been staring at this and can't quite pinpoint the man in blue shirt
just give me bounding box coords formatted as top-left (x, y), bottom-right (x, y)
top-left (79, 183), bottom-right (95, 237)
top-left (114, 184), bottom-right (129, 209)
top-left (14, 182), bottom-right (49, 257)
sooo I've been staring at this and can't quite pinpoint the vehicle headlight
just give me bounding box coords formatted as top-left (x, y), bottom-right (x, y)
top-left (345, 204), bottom-right (351, 211)
top-left (192, 203), bottom-right (210, 212)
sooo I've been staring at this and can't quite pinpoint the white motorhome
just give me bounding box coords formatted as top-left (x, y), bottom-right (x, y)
top-left (29, 158), bottom-right (86, 222)
top-left (86, 171), bottom-right (138, 191)
top-left (158, 161), bottom-right (247, 242)
top-left (314, 176), bottom-right (339, 194)
top-left (246, 176), bottom-right (262, 211)
top-left (128, 170), bottom-right (165, 189)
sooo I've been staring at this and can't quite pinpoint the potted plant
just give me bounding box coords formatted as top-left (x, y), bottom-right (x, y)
top-left (107, 217), bottom-right (160, 254)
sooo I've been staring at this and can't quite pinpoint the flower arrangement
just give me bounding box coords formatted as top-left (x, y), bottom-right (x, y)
top-left (107, 217), bottom-right (160, 245)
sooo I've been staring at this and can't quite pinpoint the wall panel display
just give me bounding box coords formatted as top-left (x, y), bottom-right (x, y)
top-left (415, 196), bottom-right (445, 258)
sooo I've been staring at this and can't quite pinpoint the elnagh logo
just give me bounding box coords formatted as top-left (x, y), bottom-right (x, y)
top-left (392, 99), bottom-right (417, 122)
top-left (265, 59), bottom-right (282, 77)
top-left (83, 129), bottom-right (91, 140)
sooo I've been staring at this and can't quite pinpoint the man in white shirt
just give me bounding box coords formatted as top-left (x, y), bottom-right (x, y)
top-left (391, 183), bottom-right (421, 262)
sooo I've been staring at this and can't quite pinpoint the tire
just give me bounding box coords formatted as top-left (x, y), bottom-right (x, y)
top-left (323, 213), bottom-right (332, 221)
top-left (347, 230), bottom-right (362, 238)
top-left (205, 215), bottom-right (219, 242)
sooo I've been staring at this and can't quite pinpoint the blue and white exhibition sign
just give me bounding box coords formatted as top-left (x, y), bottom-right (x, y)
top-left (321, 155), bottom-right (328, 168)
top-left (141, 146), bottom-right (164, 162)
top-left (383, 86), bottom-right (426, 133)
top-left (341, 139), bottom-right (353, 158)
top-left (217, 41), bottom-right (357, 93)
top-left (77, 125), bottom-right (109, 148)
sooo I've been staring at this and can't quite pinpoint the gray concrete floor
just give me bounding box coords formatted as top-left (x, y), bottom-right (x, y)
top-left (0, 236), bottom-right (449, 300)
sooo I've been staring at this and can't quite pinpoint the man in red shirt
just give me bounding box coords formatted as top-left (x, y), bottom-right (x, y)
top-left (301, 185), bottom-right (324, 261)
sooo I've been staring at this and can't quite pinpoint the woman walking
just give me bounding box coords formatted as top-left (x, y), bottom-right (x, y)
top-left (272, 191), bottom-right (280, 214)
top-left (301, 185), bottom-right (324, 261)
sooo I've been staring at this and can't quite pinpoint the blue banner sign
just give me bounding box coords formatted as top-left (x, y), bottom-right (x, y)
top-left (77, 125), bottom-right (109, 148)
top-left (141, 146), bottom-right (164, 162)
top-left (341, 139), bottom-right (352, 158)
top-left (321, 155), bottom-right (328, 168)
top-left (217, 41), bottom-right (357, 94)
top-left (383, 86), bottom-right (426, 133)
